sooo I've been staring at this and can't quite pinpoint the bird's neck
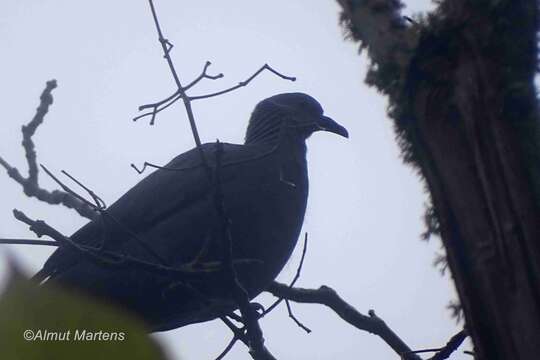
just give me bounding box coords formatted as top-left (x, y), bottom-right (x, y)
top-left (244, 110), bottom-right (283, 146)
top-left (277, 127), bottom-right (307, 159)
top-left (243, 111), bottom-right (307, 169)
top-left (276, 127), bottom-right (308, 187)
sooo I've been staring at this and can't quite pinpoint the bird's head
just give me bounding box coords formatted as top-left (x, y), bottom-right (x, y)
top-left (245, 93), bottom-right (348, 144)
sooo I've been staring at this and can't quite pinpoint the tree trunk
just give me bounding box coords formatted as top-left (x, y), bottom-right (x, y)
top-left (338, 1), bottom-right (540, 359)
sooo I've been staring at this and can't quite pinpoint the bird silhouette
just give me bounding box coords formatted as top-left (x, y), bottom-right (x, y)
top-left (35, 93), bottom-right (348, 331)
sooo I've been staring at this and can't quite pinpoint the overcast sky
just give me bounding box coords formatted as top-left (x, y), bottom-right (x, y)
top-left (0, 1), bottom-right (470, 359)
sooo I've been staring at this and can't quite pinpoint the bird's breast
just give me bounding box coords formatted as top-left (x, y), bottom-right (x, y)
top-left (218, 145), bottom-right (308, 296)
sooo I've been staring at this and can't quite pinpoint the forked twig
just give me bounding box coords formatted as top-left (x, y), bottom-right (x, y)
top-left (0, 80), bottom-right (98, 220)
top-left (183, 61), bottom-right (224, 91)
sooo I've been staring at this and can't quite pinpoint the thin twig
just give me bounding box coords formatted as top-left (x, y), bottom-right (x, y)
top-left (146, 0), bottom-right (209, 175)
top-left (130, 161), bottom-right (196, 174)
top-left (429, 329), bottom-right (468, 360)
top-left (40, 165), bottom-right (101, 212)
top-left (404, 329), bottom-right (467, 359)
top-left (61, 169), bottom-right (107, 209)
top-left (225, 312), bottom-right (245, 324)
top-left (215, 336), bottom-right (239, 360)
top-left (0, 238), bottom-right (58, 246)
top-left (409, 348), bottom-right (449, 355)
top-left (285, 299), bottom-right (311, 333)
top-left (221, 316), bottom-right (248, 343)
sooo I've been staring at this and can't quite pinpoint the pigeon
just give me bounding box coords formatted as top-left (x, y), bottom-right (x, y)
top-left (35, 93), bottom-right (348, 332)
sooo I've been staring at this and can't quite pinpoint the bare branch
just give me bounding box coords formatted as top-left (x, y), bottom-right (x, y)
top-left (0, 80), bottom-right (98, 221)
top-left (133, 62), bottom-right (295, 123)
top-left (267, 282), bottom-right (422, 360)
top-left (189, 64), bottom-right (296, 101)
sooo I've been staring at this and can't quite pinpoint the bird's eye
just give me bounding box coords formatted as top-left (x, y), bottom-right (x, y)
top-left (301, 99), bottom-right (322, 115)
top-left (297, 95), bottom-right (323, 114)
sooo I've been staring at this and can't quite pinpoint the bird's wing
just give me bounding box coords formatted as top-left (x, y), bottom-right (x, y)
top-left (39, 141), bottom-right (277, 278)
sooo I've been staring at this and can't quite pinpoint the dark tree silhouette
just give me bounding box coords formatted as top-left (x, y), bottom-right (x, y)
top-left (338, 0), bottom-right (540, 359)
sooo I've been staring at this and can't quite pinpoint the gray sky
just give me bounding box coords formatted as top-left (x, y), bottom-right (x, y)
top-left (0, 1), bottom-right (470, 359)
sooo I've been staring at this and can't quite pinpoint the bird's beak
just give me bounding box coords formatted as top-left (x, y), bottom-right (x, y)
top-left (317, 116), bottom-right (349, 138)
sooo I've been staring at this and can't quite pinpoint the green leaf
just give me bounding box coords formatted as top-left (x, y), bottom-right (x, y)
top-left (0, 271), bottom-right (170, 360)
